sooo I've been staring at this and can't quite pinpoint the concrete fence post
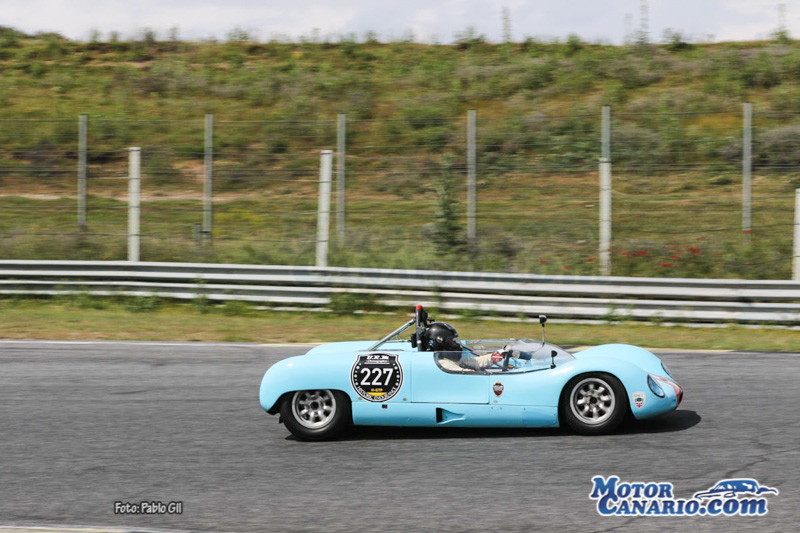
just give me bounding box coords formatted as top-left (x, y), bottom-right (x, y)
top-left (599, 105), bottom-right (612, 276)
top-left (77, 114), bottom-right (88, 230)
top-left (336, 113), bottom-right (346, 243)
top-left (128, 147), bottom-right (141, 262)
top-left (794, 189), bottom-right (800, 281)
top-left (316, 150), bottom-right (333, 268)
top-left (467, 109), bottom-right (477, 242)
top-left (203, 113), bottom-right (213, 243)
top-left (743, 102), bottom-right (752, 240)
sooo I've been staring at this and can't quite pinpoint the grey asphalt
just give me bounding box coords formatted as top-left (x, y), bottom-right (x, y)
top-left (0, 340), bottom-right (798, 532)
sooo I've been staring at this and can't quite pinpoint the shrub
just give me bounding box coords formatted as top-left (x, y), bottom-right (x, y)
top-left (662, 29), bottom-right (693, 51)
top-left (220, 300), bottom-right (251, 315)
top-left (742, 51), bottom-right (779, 89)
top-left (454, 27), bottom-right (487, 51)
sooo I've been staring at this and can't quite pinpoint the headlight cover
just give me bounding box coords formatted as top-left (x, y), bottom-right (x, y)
top-left (648, 374), bottom-right (665, 398)
top-left (661, 362), bottom-right (674, 379)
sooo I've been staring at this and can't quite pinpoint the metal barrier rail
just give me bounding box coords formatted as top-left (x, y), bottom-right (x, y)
top-left (1, 260), bottom-right (799, 324)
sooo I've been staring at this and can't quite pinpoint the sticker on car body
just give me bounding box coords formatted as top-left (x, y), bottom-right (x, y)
top-left (493, 380), bottom-right (504, 397)
top-left (632, 391), bottom-right (646, 408)
top-left (351, 353), bottom-right (404, 402)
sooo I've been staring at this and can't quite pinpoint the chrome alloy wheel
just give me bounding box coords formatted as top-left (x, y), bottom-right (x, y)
top-left (569, 377), bottom-right (616, 425)
top-left (291, 390), bottom-right (337, 429)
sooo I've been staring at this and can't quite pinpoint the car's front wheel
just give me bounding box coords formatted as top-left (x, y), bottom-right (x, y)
top-left (280, 389), bottom-right (351, 441)
top-left (561, 373), bottom-right (626, 435)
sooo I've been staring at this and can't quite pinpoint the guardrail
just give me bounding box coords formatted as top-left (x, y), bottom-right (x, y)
top-left (1, 260), bottom-right (799, 324)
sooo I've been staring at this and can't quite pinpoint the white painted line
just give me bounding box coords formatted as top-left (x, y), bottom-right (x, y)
top-left (260, 343), bottom-right (315, 347)
top-left (0, 339), bottom-right (796, 355)
top-left (0, 526), bottom-right (190, 533)
top-left (646, 348), bottom-right (735, 354)
top-left (0, 527), bottom-right (168, 533)
top-left (0, 340), bottom-right (254, 347)
top-left (0, 340), bottom-right (316, 347)
top-left (0, 529), bottom-right (129, 533)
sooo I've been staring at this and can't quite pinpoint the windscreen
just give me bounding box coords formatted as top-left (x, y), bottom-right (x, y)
top-left (436, 340), bottom-right (575, 374)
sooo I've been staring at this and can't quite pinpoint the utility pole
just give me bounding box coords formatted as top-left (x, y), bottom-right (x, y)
top-left (624, 14), bottom-right (633, 45)
top-left (502, 6), bottom-right (512, 43)
top-left (638, 0), bottom-right (649, 45)
top-left (778, 3), bottom-right (788, 40)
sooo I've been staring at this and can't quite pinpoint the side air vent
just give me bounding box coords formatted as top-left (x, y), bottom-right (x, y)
top-left (435, 408), bottom-right (466, 424)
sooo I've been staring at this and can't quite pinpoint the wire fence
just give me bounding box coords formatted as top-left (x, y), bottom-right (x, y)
top-left (0, 105), bottom-right (798, 279)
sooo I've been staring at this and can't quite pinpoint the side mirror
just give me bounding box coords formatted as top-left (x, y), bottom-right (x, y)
top-left (539, 314), bottom-right (547, 326)
top-left (550, 349), bottom-right (558, 369)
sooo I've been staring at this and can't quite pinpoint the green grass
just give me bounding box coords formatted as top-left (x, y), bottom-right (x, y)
top-left (0, 297), bottom-right (797, 351)
top-left (2, 30), bottom-right (800, 277)
top-left (0, 168), bottom-right (794, 278)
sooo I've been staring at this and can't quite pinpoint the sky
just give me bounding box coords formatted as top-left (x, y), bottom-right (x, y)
top-left (0, 0), bottom-right (795, 44)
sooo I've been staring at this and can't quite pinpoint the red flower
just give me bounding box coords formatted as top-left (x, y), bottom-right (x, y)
top-left (634, 250), bottom-right (648, 256)
top-left (587, 257), bottom-right (596, 262)
top-left (697, 236), bottom-right (706, 240)
top-left (621, 251), bottom-right (630, 257)
top-left (562, 265), bottom-right (571, 270)
top-left (539, 259), bottom-right (548, 263)
top-left (687, 246), bottom-right (700, 254)
top-left (661, 262), bottom-right (673, 267)
top-left (670, 255), bottom-right (680, 260)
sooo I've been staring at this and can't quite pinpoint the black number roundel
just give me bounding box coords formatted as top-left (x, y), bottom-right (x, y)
top-left (350, 354), bottom-right (403, 402)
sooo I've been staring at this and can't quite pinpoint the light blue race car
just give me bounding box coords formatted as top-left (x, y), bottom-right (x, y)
top-left (259, 306), bottom-right (683, 441)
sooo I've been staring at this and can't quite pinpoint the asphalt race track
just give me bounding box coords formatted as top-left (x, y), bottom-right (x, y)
top-left (1, 340), bottom-right (798, 532)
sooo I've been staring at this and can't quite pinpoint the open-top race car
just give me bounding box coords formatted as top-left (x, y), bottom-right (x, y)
top-left (259, 306), bottom-right (683, 441)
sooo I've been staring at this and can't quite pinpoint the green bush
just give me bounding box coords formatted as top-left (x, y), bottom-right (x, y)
top-left (220, 300), bottom-right (251, 315)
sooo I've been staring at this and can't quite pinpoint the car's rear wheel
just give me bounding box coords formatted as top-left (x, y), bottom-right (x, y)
top-left (561, 373), bottom-right (626, 435)
top-left (280, 389), bottom-right (350, 441)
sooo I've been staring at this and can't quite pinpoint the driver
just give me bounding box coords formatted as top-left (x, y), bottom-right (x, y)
top-left (424, 322), bottom-right (497, 372)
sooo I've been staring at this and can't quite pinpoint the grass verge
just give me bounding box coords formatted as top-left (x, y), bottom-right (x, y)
top-left (0, 298), bottom-right (798, 351)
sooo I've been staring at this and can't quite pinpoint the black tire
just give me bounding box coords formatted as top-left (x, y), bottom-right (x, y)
top-left (279, 389), bottom-right (351, 441)
top-left (560, 373), bottom-right (627, 435)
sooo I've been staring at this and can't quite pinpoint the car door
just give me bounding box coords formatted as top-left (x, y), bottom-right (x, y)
top-left (410, 351), bottom-right (489, 404)
top-left (485, 366), bottom-right (561, 427)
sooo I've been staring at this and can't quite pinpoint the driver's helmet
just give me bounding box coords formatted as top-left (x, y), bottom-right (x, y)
top-left (425, 322), bottom-right (461, 352)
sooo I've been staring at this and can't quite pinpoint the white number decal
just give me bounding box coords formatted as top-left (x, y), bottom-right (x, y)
top-left (360, 367), bottom-right (393, 386)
